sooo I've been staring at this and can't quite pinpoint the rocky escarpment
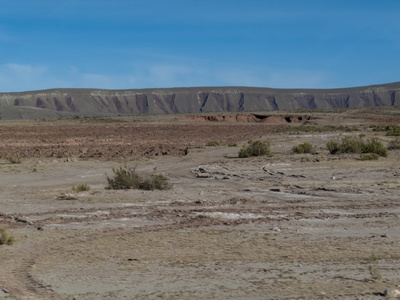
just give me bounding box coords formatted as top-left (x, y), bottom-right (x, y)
top-left (0, 82), bottom-right (399, 119)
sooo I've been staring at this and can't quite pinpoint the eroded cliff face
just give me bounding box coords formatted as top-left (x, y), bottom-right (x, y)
top-left (0, 83), bottom-right (399, 119)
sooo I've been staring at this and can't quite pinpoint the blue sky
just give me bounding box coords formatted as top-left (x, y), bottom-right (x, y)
top-left (0, 0), bottom-right (399, 92)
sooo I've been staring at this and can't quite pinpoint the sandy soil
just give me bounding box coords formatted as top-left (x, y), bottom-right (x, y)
top-left (0, 112), bottom-right (400, 299)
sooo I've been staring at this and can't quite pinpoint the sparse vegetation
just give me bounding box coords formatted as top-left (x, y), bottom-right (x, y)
top-left (6, 154), bottom-right (21, 164)
top-left (360, 153), bottom-right (379, 160)
top-left (386, 125), bottom-right (400, 136)
top-left (371, 124), bottom-right (400, 136)
top-left (285, 125), bottom-right (359, 133)
top-left (327, 137), bottom-right (388, 158)
top-left (388, 137), bottom-right (400, 150)
top-left (339, 136), bottom-right (365, 153)
top-left (228, 143), bottom-right (238, 147)
top-left (363, 138), bottom-right (388, 157)
top-left (76, 116), bottom-right (126, 123)
top-left (0, 229), bottom-right (15, 246)
top-left (292, 142), bottom-right (316, 154)
top-left (106, 166), bottom-right (172, 190)
top-left (72, 183), bottom-right (90, 193)
top-left (238, 140), bottom-right (272, 158)
top-left (206, 141), bottom-right (220, 147)
top-left (326, 140), bottom-right (340, 154)
top-left (367, 253), bottom-right (383, 282)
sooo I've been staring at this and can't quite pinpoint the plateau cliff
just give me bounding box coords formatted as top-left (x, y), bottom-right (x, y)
top-left (0, 82), bottom-right (399, 119)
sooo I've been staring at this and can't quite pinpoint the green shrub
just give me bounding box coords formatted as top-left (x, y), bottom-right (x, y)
top-left (362, 138), bottom-right (387, 157)
top-left (327, 137), bottom-right (388, 157)
top-left (106, 166), bottom-right (141, 190)
top-left (388, 137), bottom-right (400, 150)
top-left (371, 125), bottom-right (386, 132)
top-left (238, 140), bottom-right (272, 158)
top-left (139, 174), bottom-right (172, 191)
top-left (106, 166), bottom-right (172, 190)
top-left (327, 140), bottom-right (340, 154)
top-left (206, 141), bottom-right (220, 146)
top-left (371, 125), bottom-right (400, 136)
top-left (73, 183), bottom-right (90, 193)
top-left (339, 136), bottom-right (364, 153)
top-left (386, 125), bottom-right (400, 136)
top-left (228, 143), bottom-right (238, 147)
top-left (292, 142), bottom-right (315, 154)
top-left (360, 153), bottom-right (379, 160)
top-left (0, 229), bottom-right (15, 245)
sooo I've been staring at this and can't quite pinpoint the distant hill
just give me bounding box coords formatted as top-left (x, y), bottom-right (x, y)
top-left (0, 82), bottom-right (399, 120)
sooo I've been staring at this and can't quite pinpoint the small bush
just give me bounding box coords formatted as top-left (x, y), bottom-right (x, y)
top-left (360, 153), bottom-right (379, 160)
top-left (206, 141), bottom-right (220, 147)
top-left (139, 174), bottom-right (172, 191)
top-left (388, 137), bottom-right (400, 150)
top-left (106, 166), bottom-right (141, 190)
top-left (363, 138), bottom-right (388, 157)
top-left (72, 184), bottom-right (90, 193)
top-left (292, 142), bottom-right (315, 154)
top-left (106, 166), bottom-right (172, 190)
top-left (6, 155), bottom-right (21, 164)
top-left (340, 136), bottom-right (364, 153)
top-left (238, 140), bottom-right (272, 158)
top-left (386, 125), bottom-right (400, 136)
top-left (228, 143), bottom-right (238, 147)
top-left (327, 140), bottom-right (340, 154)
top-left (0, 229), bottom-right (15, 245)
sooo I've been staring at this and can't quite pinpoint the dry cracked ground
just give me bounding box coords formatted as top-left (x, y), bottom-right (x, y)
top-left (0, 109), bottom-right (400, 299)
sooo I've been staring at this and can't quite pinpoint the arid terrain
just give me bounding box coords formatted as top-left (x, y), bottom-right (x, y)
top-left (0, 107), bottom-right (400, 299)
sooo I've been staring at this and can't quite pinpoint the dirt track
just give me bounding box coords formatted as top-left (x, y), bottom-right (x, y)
top-left (0, 112), bottom-right (400, 299)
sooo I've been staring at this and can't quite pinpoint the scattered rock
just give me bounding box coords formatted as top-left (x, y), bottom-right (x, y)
top-left (57, 193), bottom-right (78, 200)
top-left (65, 157), bottom-right (77, 162)
top-left (385, 289), bottom-right (400, 298)
top-left (196, 173), bottom-right (212, 178)
top-left (15, 217), bottom-right (28, 223)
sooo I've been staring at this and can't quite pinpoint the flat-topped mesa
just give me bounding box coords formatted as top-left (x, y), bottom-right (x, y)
top-left (0, 82), bottom-right (399, 120)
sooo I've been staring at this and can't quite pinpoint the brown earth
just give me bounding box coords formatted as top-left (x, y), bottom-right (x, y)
top-left (0, 110), bottom-right (400, 299)
top-left (0, 120), bottom-right (282, 159)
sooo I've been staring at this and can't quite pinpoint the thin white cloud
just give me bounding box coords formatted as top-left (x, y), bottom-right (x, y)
top-left (0, 62), bottom-right (334, 93)
top-left (0, 64), bottom-right (66, 92)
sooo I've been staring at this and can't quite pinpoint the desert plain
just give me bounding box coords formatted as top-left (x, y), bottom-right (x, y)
top-left (0, 107), bottom-right (400, 299)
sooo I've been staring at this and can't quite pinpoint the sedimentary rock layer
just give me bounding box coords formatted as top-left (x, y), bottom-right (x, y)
top-left (0, 82), bottom-right (399, 119)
